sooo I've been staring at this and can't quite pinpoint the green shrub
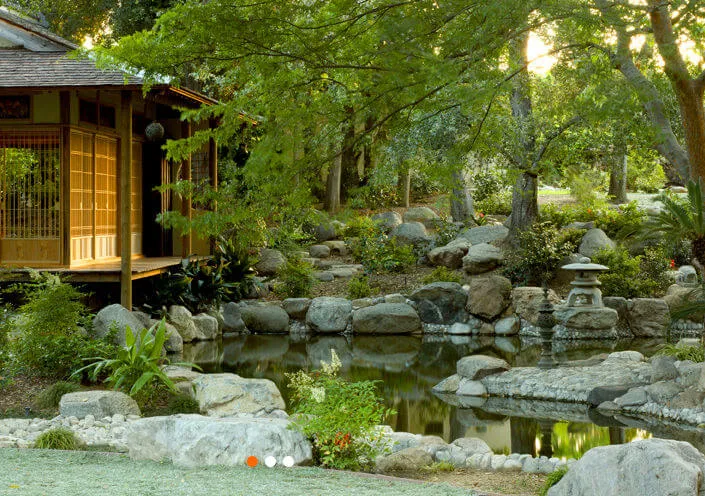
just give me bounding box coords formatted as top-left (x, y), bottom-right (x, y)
top-left (422, 267), bottom-right (462, 284)
top-left (655, 344), bottom-right (705, 362)
top-left (34, 428), bottom-right (81, 450)
top-left (472, 169), bottom-right (505, 202)
top-left (540, 201), bottom-right (646, 240)
top-left (540, 467), bottom-right (568, 496)
top-left (35, 381), bottom-right (80, 410)
top-left (214, 236), bottom-right (258, 300)
top-left (73, 319), bottom-right (197, 397)
top-left (434, 218), bottom-right (462, 246)
top-left (273, 256), bottom-right (316, 298)
top-left (286, 351), bottom-right (395, 471)
top-left (592, 245), bottom-right (671, 298)
top-left (347, 275), bottom-right (373, 299)
top-left (4, 273), bottom-right (116, 379)
top-left (347, 184), bottom-right (399, 209)
top-left (503, 223), bottom-right (581, 285)
top-left (474, 189), bottom-right (512, 216)
top-left (344, 216), bottom-right (381, 238)
top-left (627, 148), bottom-right (666, 193)
top-left (347, 222), bottom-right (416, 274)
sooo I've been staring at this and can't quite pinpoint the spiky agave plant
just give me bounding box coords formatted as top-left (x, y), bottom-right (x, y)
top-left (643, 179), bottom-right (705, 265)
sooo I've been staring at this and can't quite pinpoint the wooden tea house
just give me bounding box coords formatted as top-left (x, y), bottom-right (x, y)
top-left (0, 9), bottom-right (217, 307)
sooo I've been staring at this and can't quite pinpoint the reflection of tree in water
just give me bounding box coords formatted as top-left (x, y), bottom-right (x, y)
top-left (549, 422), bottom-right (649, 459)
top-left (511, 417), bottom-right (539, 456)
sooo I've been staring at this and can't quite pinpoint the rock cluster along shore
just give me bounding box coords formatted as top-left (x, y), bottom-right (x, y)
top-left (435, 350), bottom-right (705, 430)
top-left (94, 280), bottom-right (697, 351)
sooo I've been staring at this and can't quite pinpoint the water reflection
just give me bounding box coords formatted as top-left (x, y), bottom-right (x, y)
top-left (185, 333), bottom-right (698, 457)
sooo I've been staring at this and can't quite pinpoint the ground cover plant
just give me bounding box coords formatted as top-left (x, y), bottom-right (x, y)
top-left (33, 428), bottom-right (82, 450)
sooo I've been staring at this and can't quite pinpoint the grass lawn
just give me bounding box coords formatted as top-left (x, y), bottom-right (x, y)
top-left (0, 449), bottom-right (477, 496)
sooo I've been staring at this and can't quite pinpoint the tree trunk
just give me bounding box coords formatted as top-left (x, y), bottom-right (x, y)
top-left (508, 29), bottom-right (539, 237)
top-left (510, 171), bottom-right (539, 234)
top-left (608, 144), bottom-right (628, 204)
top-left (324, 152), bottom-right (342, 213)
top-left (450, 169), bottom-right (474, 223)
top-left (399, 167), bottom-right (411, 208)
top-left (648, 1), bottom-right (705, 181)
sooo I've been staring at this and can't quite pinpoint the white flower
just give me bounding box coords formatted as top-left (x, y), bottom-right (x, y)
top-left (311, 387), bottom-right (326, 403)
top-left (321, 349), bottom-right (342, 375)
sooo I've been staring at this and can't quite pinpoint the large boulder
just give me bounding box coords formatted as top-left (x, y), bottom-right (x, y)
top-left (548, 438), bottom-right (705, 496)
top-left (467, 276), bottom-right (512, 321)
top-left (427, 239), bottom-right (471, 269)
top-left (409, 282), bottom-right (468, 324)
top-left (133, 312), bottom-right (183, 353)
top-left (664, 284), bottom-right (703, 320)
top-left (306, 297), bottom-right (352, 333)
top-left (192, 313), bottom-right (219, 341)
top-left (352, 303), bottom-right (422, 334)
top-left (221, 302), bottom-right (247, 333)
top-left (241, 305), bottom-right (289, 333)
top-left (313, 221), bottom-right (337, 242)
top-left (59, 391), bottom-right (140, 419)
top-left (578, 228), bottom-right (615, 258)
top-left (462, 243), bottom-right (504, 274)
top-left (126, 415), bottom-right (312, 467)
top-left (403, 206), bottom-right (440, 228)
top-left (282, 298), bottom-right (312, 320)
top-left (371, 211), bottom-right (403, 232)
top-left (192, 373), bottom-right (285, 417)
top-left (626, 298), bottom-right (670, 337)
top-left (553, 306), bottom-right (619, 338)
top-left (255, 248), bottom-right (286, 276)
top-left (376, 447), bottom-right (433, 472)
top-left (390, 222), bottom-right (431, 246)
top-left (456, 225), bottom-right (509, 245)
top-left (512, 287), bottom-right (561, 326)
top-left (309, 244), bottom-right (331, 259)
top-left (457, 355), bottom-right (510, 380)
top-left (93, 304), bottom-right (145, 346)
top-left (168, 305), bottom-right (199, 343)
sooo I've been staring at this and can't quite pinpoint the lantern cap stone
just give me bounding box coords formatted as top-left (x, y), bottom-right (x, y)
top-left (561, 263), bottom-right (609, 271)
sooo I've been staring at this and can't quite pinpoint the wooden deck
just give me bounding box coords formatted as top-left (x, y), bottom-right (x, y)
top-left (0, 257), bottom-right (186, 283)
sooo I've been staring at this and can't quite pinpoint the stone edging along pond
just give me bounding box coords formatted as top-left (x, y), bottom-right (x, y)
top-left (434, 351), bottom-right (705, 431)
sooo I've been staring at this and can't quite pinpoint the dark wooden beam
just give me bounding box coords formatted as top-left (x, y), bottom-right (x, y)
top-left (59, 91), bottom-right (71, 266)
top-left (120, 90), bottom-right (133, 309)
top-left (181, 120), bottom-right (192, 257)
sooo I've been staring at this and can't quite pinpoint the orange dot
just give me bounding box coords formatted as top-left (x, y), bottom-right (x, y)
top-left (246, 456), bottom-right (259, 467)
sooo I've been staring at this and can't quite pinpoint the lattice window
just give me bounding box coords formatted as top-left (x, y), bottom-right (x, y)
top-left (0, 130), bottom-right (61, 239)
top-left (131, 141), bottom-right (142, 233)
top-left (95, 135), bottom-right (117, 236)
top-left (70, 131), bottom-right (94, 237)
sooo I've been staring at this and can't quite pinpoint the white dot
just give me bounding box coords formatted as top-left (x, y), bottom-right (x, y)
top-left (264, 456), bottom-right (277, 468)
top-left (282, 456), bottom-right (294, 467)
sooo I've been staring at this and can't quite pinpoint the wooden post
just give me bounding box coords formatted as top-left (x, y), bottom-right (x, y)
top-left (60, 91), bottom-right (71, 266)
top-left (208, 119), bottom-right (218, 193)
top-left (120, 91), bottom-right (133, 309)
top-left (181, 120), bottom-right (192, 256)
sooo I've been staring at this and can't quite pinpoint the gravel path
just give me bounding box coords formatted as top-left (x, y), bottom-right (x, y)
top-left (0, 449), bottom-right (476, 496)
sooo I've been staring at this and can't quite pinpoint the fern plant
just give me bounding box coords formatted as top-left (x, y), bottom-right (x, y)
top-left (644, 180), bottom-right (705, 264)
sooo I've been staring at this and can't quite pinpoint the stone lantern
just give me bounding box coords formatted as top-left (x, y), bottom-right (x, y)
top-left (553, 262), bottom-right (618, 340)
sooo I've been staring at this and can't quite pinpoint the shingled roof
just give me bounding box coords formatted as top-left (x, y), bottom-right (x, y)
top-left (0, 49), bottom-right (143, 88)
top-left (0, 8), bottom-right (77, 51)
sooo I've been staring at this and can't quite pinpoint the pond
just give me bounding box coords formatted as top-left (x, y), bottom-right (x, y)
top-left (184, 333), bottom-right (705, 458)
